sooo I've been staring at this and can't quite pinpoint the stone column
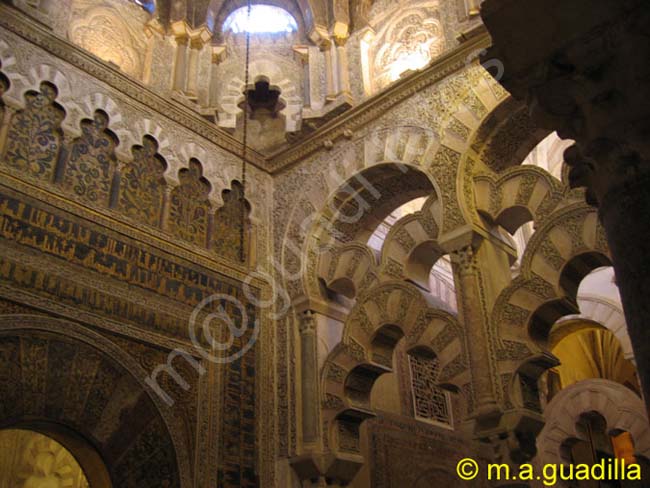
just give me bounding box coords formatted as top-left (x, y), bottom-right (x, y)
top-left (451, 244), bottom-right (501, 425)
top-left (300, 310), bottom-right (320, 444)
top-left (142, 19), bottom-right (164, 86)
top-left (322, 43), bottom-right (337, 102)
top-left (598, 172), bottom-right (650, 413)
top-left (333, 37), bottom-right (350, 97)
top-left (172, 34), bottom-right (189, 92)
top-left (481, 0), bottom-right (650, 413)
top-left (185, 39), bottom-right (201, 98)
top-left (160, 185), bottom-right (174, 231)
top-left (293, 46), bottom-right (311, 108)
top-left (0, 105), bottom-right (16, 155)
top-left (186, 27), bottom-right (211, 100)
top-left (209, 45), bottom-right (227, 108)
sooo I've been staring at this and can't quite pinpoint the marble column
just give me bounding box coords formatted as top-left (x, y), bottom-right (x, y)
top-left (333, 37), bottom-right (350, 97)
top-left (172, 34), bottom-right (189, 92)
top-left (209, 45), bottom-right (227, 108)
top-left (160, 185), bottom-right (174, 231)
top-left (185, 27), bottom-right (211, 100)
top-left (451, 244), bottom-right (501, 425)
top-left (322, 43), bottom-right (337, 102)
top-left (481, 0), bottom-right (650, 413)
top-left (598, 172), bottom-right (650, 412)
top-left (185, 38), bottom-right (201, 98)
top-left (300, 310), bottom-right (320, 444)
top-left (0, 105), bottom-right (15, 154)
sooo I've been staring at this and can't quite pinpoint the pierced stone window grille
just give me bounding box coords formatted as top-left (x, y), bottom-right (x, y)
top-left (408, 353), bottom-right (452, 426)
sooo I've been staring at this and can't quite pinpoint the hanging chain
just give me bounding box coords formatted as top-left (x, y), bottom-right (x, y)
top-left (239, 0), bottom-right (252, 263)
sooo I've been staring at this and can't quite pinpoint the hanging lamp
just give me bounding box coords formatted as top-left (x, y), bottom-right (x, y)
top-left (239, 0), bottom-right (252, 263)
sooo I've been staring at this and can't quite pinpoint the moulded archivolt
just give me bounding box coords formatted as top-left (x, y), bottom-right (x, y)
top-left (537, 379), bottom-right (650, 468)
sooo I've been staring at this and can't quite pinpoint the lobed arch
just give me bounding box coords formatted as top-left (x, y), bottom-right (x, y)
top-left (320, 281), bottom-right (468, 455)
top-left (0, 314), bottom-right (192, 487)
top-left (170, 141), bottom-right (251, 216)
top-left (0, 60), bottom-right (82, 136)
top-left (315, 190), bottom-right (447, 299)
top-left (490, 203), bottom-right (611, 408)
top-left (309, 162), bottom-right (438, 304)
top-left (289, 154), bottom-right (441, 303)
top-left (474, 165), bottom-right (572, 234)
top-left (0, 40), bottom-right (19, 100)
top-left (280, 65), bottom-right (514, 304)
top-left (130, 118), bottom-right (179, 176)
top-left (458, 94), bottom-right (578, 245)
top-left (377, 194), bottom-right (443, 288)
top-left (536, 379), bottom-right (650, 469)
top-left (74, 93), bottom-right (129, 151)
top-left (0, 42), bottom-right (257, 219)
top-left (318, 241), bottom-right (379, 299)
top-left (0, 58), bottom-right (70, 104)
top-left (218, 64), bottom-right (303, 133)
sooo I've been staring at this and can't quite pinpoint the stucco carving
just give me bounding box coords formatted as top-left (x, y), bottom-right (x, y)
top-left (537, 379), bottom-right (650, 469)
top-left (68, 1), bottom-right (148, 79)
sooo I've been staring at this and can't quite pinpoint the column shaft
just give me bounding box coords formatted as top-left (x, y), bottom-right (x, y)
top-left (322, 45), bottom-right (337, 101)
top-left (300, 311), bottom-right (320, 444)
top-left (599, 175), bottom-right (650, 414)
top-left (334, 39), bottom-right (350, 96)
top-left (452, 245), bottom-right (500, 423)
top-left (186, 39), bottom-right (201, 97)
top-left (173, 36), bottom-right (188, 92)
top-left (160, 185), bottom-right (173, 230)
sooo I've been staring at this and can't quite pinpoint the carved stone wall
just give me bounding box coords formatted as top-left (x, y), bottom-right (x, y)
top-left (68, 0), bottom-right (149, 80)
top-left (359, 414), bottom-right (490, 488)
top-left (2, 1), bottom-right (640, 487)
top-left (0, 8), bottom-right (273, 486)
top-left (0, 319), bottom-right (182, 487)
top-left (4, 81), bottom-right (65, 183)
top-left (366, 1), bottom-right (446, 92)
top-left (0, 19), bottom-right (271, 260)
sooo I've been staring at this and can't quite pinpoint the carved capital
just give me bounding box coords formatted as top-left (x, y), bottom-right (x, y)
top-left (211, 45), bottom-right (227, 64)
top-left (189, 25), bottom-right (212, 49)
top-left (332, 35), bottom-right (348, 48)
top-left (451, 245), bottom-right (478, 275)
top-left (300, 310), bottom-right (317, 335)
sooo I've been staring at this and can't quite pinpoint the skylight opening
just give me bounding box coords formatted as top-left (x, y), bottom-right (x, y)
top-left (223, 5), bottom-right (298, 34)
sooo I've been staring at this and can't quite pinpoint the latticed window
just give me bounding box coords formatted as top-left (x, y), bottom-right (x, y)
top-left (408, 353), bottom-right (452, 426)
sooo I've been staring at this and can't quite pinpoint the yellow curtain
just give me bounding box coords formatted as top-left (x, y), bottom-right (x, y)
top-left (552, 327), bottom-right (638, 392)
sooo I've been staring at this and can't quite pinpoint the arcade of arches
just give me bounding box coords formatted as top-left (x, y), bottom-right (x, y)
top-left (0, 0), bottom-right (649, 486)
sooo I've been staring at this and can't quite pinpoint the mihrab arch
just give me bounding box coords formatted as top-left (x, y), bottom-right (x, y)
top-left (0, 315), bottom-right (192, 488)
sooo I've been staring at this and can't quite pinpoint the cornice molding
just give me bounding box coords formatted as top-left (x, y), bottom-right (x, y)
top-left (267, 28), bottom-right (492, 173)
top-left (0, 4), bottom-right (491, 175)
